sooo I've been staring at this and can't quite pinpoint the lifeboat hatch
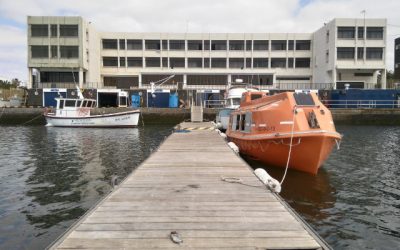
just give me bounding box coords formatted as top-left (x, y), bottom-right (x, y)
top-left (308, 110), bottom-right (320, 128)
top-left (294, 92), bottom-right (315, 106)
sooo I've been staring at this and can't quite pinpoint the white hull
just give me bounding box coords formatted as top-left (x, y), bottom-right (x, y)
top-left (216, 109), bottom-right (234, 131)
top-left (45, 111), bottom-right (140, 127)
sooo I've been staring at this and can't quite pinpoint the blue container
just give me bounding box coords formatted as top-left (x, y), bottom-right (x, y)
top-left (330, 89), bottom-right (400, 108)
top-left (147, 92), bottom-right (170, 108)
top-left (43, 91), bottom-right (66, 107)
top-left (131, 94), bottom-right (141, 108)
top-left (169, 93), bottom-right (178, 108)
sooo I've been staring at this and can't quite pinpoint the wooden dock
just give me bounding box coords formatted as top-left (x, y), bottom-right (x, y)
top-left (50, 122), bottom-right (328, 249)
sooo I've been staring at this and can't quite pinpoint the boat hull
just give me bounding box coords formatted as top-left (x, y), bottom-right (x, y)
top-left (229, 132), bottom-right (339, 175)
top-left (45, 110), bottom-right (140, 127)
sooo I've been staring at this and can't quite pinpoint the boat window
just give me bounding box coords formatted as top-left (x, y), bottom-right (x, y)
top-left (251, 94), bottom-right (262, 100)
top-left (119, 96), bottom-right (127, 106)
top-left (240, 115), bottom-right (245, 131)
top-left (65, 100), bottom-right (76, 107)
top-left (82, 100), bottom-right (88, 107)
top-left (87, 101), bottom-right (92, 107)
top-left (76, 100), bottom-right (82, 107)
top-left (92, 101), bottom-right (96, 108)
top-left (244, 112), bottom-right (252, 133)
top-left (232, 98), bottom-right (241, 106)
top-left (294, 93), bottom-right (315, 106)
top-left (59, 100), bottom-right (64, 109)
top-left (235, 115), bottom-right (240, 130)
top-left (231, 115), bottom-right (236, 131)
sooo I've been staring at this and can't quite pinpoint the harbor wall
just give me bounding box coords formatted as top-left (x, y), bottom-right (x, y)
top-left (0, 107), bottom-right (399, 126)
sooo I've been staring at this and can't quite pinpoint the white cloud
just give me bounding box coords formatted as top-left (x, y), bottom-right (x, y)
top-left (0, 0), bottom-right (399, 81)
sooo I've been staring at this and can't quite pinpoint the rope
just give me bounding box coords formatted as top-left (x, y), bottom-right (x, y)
top-left (20, 113), bottom-right (43, 126)
top-left (279, 106), bottom-right (297, 185)
top-left (220, 176), bottom-right (263, 188)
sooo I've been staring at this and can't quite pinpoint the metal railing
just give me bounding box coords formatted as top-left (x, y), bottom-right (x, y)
top-left (322, 100), bottom-right (400, 109)
top-left (202, 99), bottom-right (226, 108)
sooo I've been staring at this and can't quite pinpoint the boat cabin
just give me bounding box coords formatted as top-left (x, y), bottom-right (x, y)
top-left (54, 98), bottom-right (97, 117)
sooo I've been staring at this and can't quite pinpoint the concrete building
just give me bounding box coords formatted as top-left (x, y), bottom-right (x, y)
top-left (395, 37), bottom-right (400, 79)
top-left (27, 16), bottom-right (387, 91)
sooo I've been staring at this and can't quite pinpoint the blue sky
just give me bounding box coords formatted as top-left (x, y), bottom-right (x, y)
top-left (0, 0), bottom-right (399, 83)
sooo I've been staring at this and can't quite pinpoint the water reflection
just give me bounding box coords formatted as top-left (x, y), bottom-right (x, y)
top-left (0, 125), bottom-right (173, 250)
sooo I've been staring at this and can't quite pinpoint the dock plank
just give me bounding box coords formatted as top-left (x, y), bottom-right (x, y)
top-left (50, 122), bottom-right (326, 249)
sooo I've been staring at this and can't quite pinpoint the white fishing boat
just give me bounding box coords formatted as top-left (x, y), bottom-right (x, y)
top-left (216, 82), bottom-right (259, 131)
top-left (44, 87), bottom-right (140, 127)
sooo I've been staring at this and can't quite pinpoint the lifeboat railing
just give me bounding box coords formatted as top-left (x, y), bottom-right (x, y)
top-left (322, 100), bottom-right (400, 109)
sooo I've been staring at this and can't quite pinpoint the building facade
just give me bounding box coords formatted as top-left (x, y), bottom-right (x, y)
top-left (395, 37), bottom-right (400, 79)
top-left (27, 16), bottom-right (387, 90)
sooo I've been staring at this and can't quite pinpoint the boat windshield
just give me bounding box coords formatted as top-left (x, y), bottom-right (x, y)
top-left (231, 98), bottom-right (241, 106)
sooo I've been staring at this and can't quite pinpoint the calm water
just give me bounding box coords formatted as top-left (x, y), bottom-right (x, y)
top-left (0, 125), bottom-right (399, 249)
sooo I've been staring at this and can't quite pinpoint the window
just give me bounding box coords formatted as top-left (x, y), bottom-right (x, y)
top-left (188, 58), bottom-right (202, 68)
top-left (337, 47), bottom-right (355, 59)
top-left (127, 39), bottom-right (142, 50)
top-left (357, 47), bottom-right (364, 59)
top-left (288, 58), bottom-right (294, 68)
top-left (367, 27), bottom-right (384, 39)
top-left (77, 100), bottom-right (82, 107)
top-left (51, 46), bottom-right (58, 58)
top-left (162, 40), bottom-right (168, 50)
top-left (240, 115), bottom-right (245, 131)
top-left (60, 46), bottom-right (79, 58)
top-left (358, 27), bottom-right (364, 39)
top-left (296, 40), bottom-right (311, 50)
top-left (31, 24), bottom-right (48, 37)
top-left (169, 40), bottom-right (185, 50)
top-left (59, 25), bottom-right (78, 37)
top-left (288, 40), bottom-right (294, 50)
top-left (366, 48), bottom-right (383, 60)
top-left (103, 57), bottom-right (118, 67)
top-left (326, 50), bottom-right (329, 63)
top-left (31, 46), bottom-right (48, 58)
top-left (211, 40), bottom-right (227, 50)
top-left (82, 100), bottom-right (88, 107)
top-left (146, 57), bottom-right (160, 67)
top-left (271, 58), bottom-right (286, 68)
top-left (246, 40), bottom-right (252, 51)
top-left (145, 40), bottom-right (160, 50)
top-left (119, 39), bottom-right (126, 50)
top-left (253, 40), bottom-right (268, 50)
top-left (40, 72), bottom-right (79, 82)
top-left (229, 58), bottom-right (244, 68)
top-left (59, 100), bottom-right (64, 109)
top-left (253, 58), bottom-right (268, 68)
top-left (246, 58), bottom-right (251, 68)
top-left (204, 40), bottom-right (210, 50)
top-left (211, 58), bottom-right (226, 68)
top-left (295, 58), bottom-right (310, 68)
top-left (65, 100), bottom-right (76, 107)
top-left (87, 101), bottom-right (92, 107)
top-left (188, 40), bottom-right (202, 50)
top-left (338, 27), bottom-right (355, 39)
top-left (127, 57), bottom-right (142, 67)
top-left (119, 57), bottom-right (126, 67)
top-left (102, 39), bottom-right (118, 49)
top-left (354, 72), bottom-right (373, 77)
top-left (276, 76), bottom-right (310, 81)
top-left (271, 40), bottom-right (286, 50)
top-left (50, 24), bottom-right (57, 37)
top-left (229, 40), bottom-right (244, 50)
top-left (235, 115), bottom-right (240, 130)
top-left (204, 58), bottom-right (210, 68)
top-left (162, 57), bottom-right (168, 67)
top-left (170, 57), bottom-right (185, 68)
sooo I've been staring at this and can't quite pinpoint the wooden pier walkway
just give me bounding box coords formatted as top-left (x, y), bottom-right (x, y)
top-left (50, 122), bottom-right (327, 249)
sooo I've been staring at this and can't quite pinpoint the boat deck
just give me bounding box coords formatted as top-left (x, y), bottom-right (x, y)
top-left (50, 122), bottom-right (327, 249)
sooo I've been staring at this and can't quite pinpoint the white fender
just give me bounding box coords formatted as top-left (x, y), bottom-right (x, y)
top-left (227, 142), bottom-right (239, 154)
top-left (254, 168), bottom-right (281, 193)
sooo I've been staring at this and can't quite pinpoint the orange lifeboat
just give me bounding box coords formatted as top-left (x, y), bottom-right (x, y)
top-left (226, 91), bottom-right (342, 175)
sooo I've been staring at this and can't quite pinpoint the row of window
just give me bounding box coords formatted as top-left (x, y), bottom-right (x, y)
top-left (31, 24), bottom-right (79, 37)
top-left (337, 27), bottom-right (384, 39)
top-left (102, 39), bottom-right (311, 51)
top-left (103, 57), bottom-right (311, 68)
top-left (31, 45), bottom-right (79, 59)
top-left (337, 47), bottom-right (383, 60)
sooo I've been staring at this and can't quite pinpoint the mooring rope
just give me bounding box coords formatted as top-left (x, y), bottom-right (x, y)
top-left (20, 113), bottom-right (43, 126)
top-left (280, 106), bottom-right (297, 185)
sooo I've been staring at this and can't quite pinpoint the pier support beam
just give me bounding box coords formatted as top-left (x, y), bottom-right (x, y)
top-left (79, 68), bottom-right (84, 88)
top-left (28, 68), bottom-right (33, 89)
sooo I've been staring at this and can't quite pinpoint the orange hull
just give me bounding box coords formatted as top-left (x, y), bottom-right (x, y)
top-left (230, 133), bottom-right (338, 174)
top-left (226, 91), bottom-right (342, 175)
